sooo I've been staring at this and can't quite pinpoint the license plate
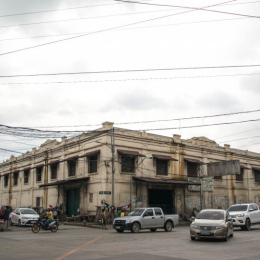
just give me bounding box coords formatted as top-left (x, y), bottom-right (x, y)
top-left (116, 226), bottom-right (121, 229)
top-left (201, 230), bottom-right (210, 235)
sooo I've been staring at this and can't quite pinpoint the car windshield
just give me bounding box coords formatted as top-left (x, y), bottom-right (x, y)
top-left (196, 211), bottom-right (224, 220)
top-left (128, 209), bottom-right (145, 216)
top-left (20, 209), bottom-right (37, 215)
top-left (228, 205), bottom-right (248, 212)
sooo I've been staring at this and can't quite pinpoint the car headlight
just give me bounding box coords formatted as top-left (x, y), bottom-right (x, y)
top-left (125, 219), bottom-right (131, 224)
top-left (190, 224), bottom-right (199, 229)
top-left (22, 217), bottom-right (29, 220)
top-left (216, 225), bottom-right (225, 230)
top-left (236, 213), bottom-right (244, 217)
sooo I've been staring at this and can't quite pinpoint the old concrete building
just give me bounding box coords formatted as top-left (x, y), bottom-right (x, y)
top-left (1, 121), bottom-right (260, 219)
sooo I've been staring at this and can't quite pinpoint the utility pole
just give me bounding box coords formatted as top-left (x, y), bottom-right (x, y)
top-left (130, 156), bottom-right (151, 211)
top-left (111, 128), bottom-right (115, 207)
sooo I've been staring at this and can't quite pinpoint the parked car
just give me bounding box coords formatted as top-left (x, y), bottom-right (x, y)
top-left (113, 207), bottom-right (179, 233)
top-left (0, 205), bottom-right (13, 219)
top-left (227, 203), bottom-right (260, 231)
top-left (9, 208), bottom-right (39, 227)
top-left (190, 209), bottom-right (234, 241)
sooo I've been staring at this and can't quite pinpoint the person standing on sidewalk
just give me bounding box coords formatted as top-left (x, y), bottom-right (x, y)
top-left (101, 209), bottom-right (107, 230)
top-left (3, 208), bottom-right (10, 228)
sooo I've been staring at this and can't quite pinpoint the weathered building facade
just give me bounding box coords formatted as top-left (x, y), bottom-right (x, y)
top-left (1, 122), bottom-right (260, 218)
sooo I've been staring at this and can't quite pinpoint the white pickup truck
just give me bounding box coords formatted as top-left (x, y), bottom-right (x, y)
top-left (113, 207), bottom-right (179, 233)
top-left (227, 203), bottom-right (260, 231)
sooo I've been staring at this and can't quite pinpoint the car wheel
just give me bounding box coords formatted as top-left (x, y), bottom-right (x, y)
top-left (116, 229), bottom-right (124, 233)
top-left (150, 228), bottom-right (157, 232)
top-left (244, 219), bottom-right (251, 231)
top-left (164, 221), bottom-right (173, 232)
top-left (191, 236), bottom-right (196, 241)
top-left (131, 223), bottom-right (140, 233)
top-left (9, 218), bottom-right (13, 226)
top-left (224, 231), bottom-right (228, 242)
top-left (18, 220), bottom-right (22, 227)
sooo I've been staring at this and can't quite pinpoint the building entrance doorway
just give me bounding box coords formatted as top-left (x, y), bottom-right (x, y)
top-left (66, 188), bottom-right (80, 217)
top-left (148, 189), bottom-right (173, 214)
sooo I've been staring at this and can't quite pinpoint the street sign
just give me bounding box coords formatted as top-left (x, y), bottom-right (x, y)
top-left (99, 191), bottom-right (111, 194)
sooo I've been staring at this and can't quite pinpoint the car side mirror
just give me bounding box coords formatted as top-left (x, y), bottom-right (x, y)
top-left (190, 216), bottom-right (195, 221)
top-left (143, 213), bottom-right (148, 217)
top-left (227, 217), bottom-right (232, 221)
top-left (16, 212), bottom-right (20, 215)
top-left (249, 209), bottom-right (254, 212)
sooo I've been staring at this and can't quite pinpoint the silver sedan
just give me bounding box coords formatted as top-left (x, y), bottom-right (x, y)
top-left (190, 209), bottom-right (234, 241)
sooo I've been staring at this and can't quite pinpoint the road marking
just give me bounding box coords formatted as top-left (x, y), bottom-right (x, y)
top-left (54, 234), bottom-right (108, 260)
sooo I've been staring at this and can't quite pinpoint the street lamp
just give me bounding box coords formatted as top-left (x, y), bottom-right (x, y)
top-left (129, 156), bottom-right (153, 211)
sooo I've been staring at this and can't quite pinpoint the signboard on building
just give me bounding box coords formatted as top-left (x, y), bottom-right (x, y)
top-left (188, 177), bottom-right (213, 191)
top-left (99, 191), bottom-right (111, 195)
top-left (207, 160), bottom-right (240, 177)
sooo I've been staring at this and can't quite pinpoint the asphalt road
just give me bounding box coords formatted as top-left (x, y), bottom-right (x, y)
top-left (1, 224), bottom-right (260, 260)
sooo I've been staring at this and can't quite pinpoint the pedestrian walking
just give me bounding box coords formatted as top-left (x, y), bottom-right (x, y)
top-left (3, 208), bottom-right (10, 228)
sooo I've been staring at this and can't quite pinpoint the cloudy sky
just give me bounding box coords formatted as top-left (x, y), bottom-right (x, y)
top-left (0, 0), bottom-right (260, 162)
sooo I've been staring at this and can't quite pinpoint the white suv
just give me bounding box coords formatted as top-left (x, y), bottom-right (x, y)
top-left (227, 203), bottom-right (260, 231)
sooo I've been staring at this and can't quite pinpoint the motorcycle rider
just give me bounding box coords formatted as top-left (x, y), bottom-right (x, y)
top-left (45, 208), bottom-right (53, 228)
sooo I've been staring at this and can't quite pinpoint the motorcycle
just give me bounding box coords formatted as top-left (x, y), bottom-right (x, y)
top-left (32, 216), bottom-right (59, 233)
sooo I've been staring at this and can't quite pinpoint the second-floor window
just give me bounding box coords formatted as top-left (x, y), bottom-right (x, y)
top-left (68, 159), bottom-right (77, 177)
top-left (121, 155), bottom-right (135, 172)
top-left (13, 172), bottom-right (19, 185)
top-left (36, 167), bottom-right (43, 182)
top-left (89, 155), bottom-right (98, 173)
top-left (156, 159), bottom-right (168, 176)
top-left (4, 175), bottom-right (9, 187)
top-left (187, 162), bottom-right (198, 177)
top-left (51, 164), bottom-right (58, 179)
top-left (24, 170), bottom-right (30, 184)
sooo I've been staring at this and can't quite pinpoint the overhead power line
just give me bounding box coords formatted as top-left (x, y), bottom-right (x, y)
top-left (115, 0), bottom-right (260, 19)
top-left (0, 0), bottom-right (238, 56)
top-left (0, 8), bottom-right (179, 29)
top-left (0, 17), bottom-right (248, 42)
top-left (2, 0), bottom-right (259, 29)
top-left (137, 118), bottom-right (260, 132)
top-left (0, 2), bottom-right (124, 18)
top-left (0, 65), bottom-right (260, 78)
top-left (1, 72), bottom-right (260, 84)
top-left (0, 0), bottom-right (259, 18)
top-left (0, 147), bottom-right (23, 154)
top-left (218, 135), bottom-right (260, 144)
top-left (2, 109), bottom-right (260, 129)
